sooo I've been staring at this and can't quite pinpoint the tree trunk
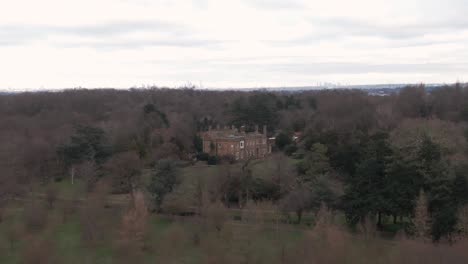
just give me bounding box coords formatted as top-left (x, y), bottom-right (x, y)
top-left (377, 212), bottom-right (382, 227)
top-left (296, 209), bottom-right (303, 224)
top-left (129, 178), bottom-right (135, 202)
top-left (71, 166), bottom-right (75, 185)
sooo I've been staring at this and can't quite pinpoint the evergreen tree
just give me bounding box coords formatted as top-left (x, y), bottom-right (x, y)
top-left (275, 132), bottom-right (292, 151)
top-left (418, 135), bottom-right (457, 241)
top-left (230, 93), bottom-right (279, 132)
top-left (290, 143), bottom-right (336, 215)
top-left (298, 143), bottom-right (330, 183)
top-left (385, 151), bottom-right (423, 224)
top-left (343, 132), bottom-right (392, 226)
top-left (456, 205), bottom-right (468, 237)
top-left (147, 160), bottom-right (180, 212)
top-left (136, 104), bottom-right (169, 158)
top-left (57, 125), bottom-right (111, 183)
top-left (452, 166), bottom-right (468, 206)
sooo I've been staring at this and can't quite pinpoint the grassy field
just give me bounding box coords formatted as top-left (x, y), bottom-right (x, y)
top-left (3, 199), bottom-right (466, 264)
top-left (0, 157), bottom-right (304, 263)
top-left (2, 157), bottom-right (467, 263)
top-left (0, 199), bottom-right (306, 264)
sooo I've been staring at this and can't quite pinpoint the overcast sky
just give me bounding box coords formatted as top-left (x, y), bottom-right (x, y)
top-left (1, 0), bottom-right (467, 90)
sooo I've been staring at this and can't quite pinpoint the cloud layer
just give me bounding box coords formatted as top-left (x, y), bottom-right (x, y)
top-left (0, 0), bottom-right (467, 89)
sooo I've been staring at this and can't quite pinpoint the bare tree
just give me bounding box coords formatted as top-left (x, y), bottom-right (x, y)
top-left (280, 186), bottom-right (311, 224)
top-left (118, 191), bottom-right (149, 248)
top-left (104, 152), bottom-right (142, 197)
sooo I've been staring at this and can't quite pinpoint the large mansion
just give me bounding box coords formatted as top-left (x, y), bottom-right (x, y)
top-left (200, 125), bottom-right (271, 160)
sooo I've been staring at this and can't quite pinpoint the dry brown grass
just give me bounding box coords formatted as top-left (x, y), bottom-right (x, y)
top-left (282, 219), bottom-right (468, 264)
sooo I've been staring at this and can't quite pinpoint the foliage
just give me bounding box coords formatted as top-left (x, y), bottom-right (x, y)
top-left (207, 155), bottom-right (219, 165)
top-left (284, 144), bottom-right (298, 156)
top-left (57, 125), bottom-right (112, 168)
top-left (343, 132), bottom-right (394, 225)
top-left (297, 143), bottom-right (331, 182)
top-left (230, 92), bottom-right (280, 132)
top-left (193, 134), bottom-right (203, 153)
top-left (275, 132), bottom-right (292, 150)
top-left (2, 84), bottom-right (468, 253)
top-left (452, 166), bottom-right (468, 206)
top-left (147, 159), bottom-right (180, 211)
top-left (105, 152), bottom-right (142, 194)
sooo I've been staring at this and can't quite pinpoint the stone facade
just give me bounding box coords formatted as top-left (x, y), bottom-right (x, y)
top-left (200, 125), bottom-right (271, 160)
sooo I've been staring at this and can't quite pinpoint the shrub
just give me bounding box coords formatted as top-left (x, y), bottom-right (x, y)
top-left (284, 144), bottom-right (298, 156)
top-left (275, 132), bottom-right (292, 150)
top-left (197, 152), bottom-right (210, 161)
top-left (219, 155), bottom-right (236, 164)
top-left (207, 155), bottom-right (219, 165)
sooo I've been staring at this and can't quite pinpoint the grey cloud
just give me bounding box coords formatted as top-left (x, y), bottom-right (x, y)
top-left (319, 17), bottom-right (468, 39)
top-left (147, 57), bottom-right (468, 75)
top-left (0, 20), bottom-right (222, 49)
top-left (61, 38), bottom-right (227, 50)
top-left (61, 21), bottom-right (185, 37)
top-left (245, 0), bottom-right (305, 10)
top-left (267, 17), bottom-right (468, 47)
top-left (192, 0), bottom-right (210, 8)
top-left (263, 62), bottom-right (468, 75)
top-left (209, 61), bottom-right (468, 75)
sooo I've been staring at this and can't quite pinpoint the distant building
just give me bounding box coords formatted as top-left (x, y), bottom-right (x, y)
top-left (200, 125), bottom-right (271, 160)
top-left (292, 131), bottom-right (303, 142)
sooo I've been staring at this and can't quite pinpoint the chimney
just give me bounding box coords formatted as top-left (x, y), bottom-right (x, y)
top-left (240, 125), bottom-right (245, 133)
top-left (255, 125), bottom-right (259, 133)
top-left (263, 125), bottom-right (267, 136)
top-left (231, 125), bottom-right (235, 131)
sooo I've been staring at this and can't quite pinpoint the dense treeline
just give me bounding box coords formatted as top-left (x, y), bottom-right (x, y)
top-left (1, 84), bottom-right (468, 243)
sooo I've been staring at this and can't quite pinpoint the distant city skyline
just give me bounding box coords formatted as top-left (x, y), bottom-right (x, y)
top-left (1, 0), bottom-right (467, 90)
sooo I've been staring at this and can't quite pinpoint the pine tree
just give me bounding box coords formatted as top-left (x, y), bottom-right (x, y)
top-left (385, 151), bottom-right (423, 224)
top-left (452, 168), bottom-right (468, 206)
top-left (343, 132), bottom-right (392, 227)
top-left (148, 159), bottom-right (179, 211)
top-left (418, 135), bottom-right (457, 241)
top-left (298, 143), bottom-right (330, 183)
